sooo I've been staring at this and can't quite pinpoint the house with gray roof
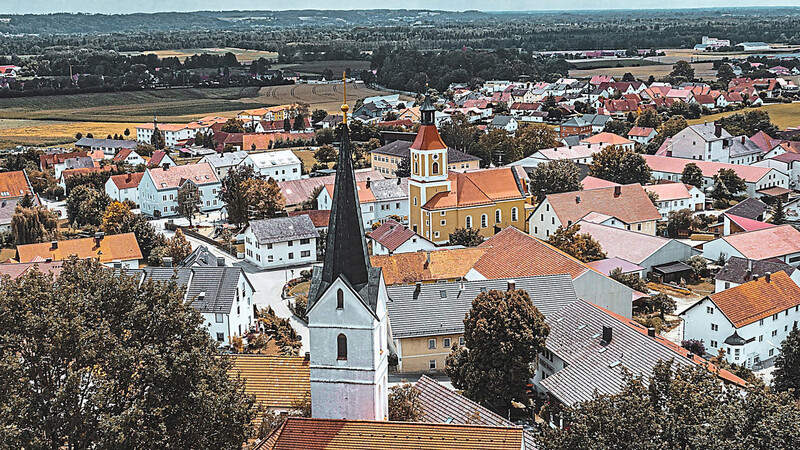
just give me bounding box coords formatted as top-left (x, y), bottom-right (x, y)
top-left (317, 177), bottom-right (409, 228)
top-left (199, 150), bottom-right (249, 180)
top-left (714, 256), bottom-right (798, 291)
top-left (385, 274), bottom-right (578, 373)
top-left (489, 115), bottom-right (518, 133)
top-left (535, 298), bottom-right (746, 424)
top-left (657, 122), bottom-right (762, 164)
top-left (242, 215), bottom-right (319, 269)
top-left (182, 245), bottom-right (226, 267)
top-left (134, 266), bottom-right (254, 345)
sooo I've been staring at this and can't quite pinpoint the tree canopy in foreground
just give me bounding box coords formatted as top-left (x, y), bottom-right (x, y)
top-left (0, 258), bottom-right (255, 449)
top-left (536, 360), bottom-right (800, 449)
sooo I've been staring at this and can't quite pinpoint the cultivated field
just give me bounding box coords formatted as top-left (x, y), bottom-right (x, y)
top-left (0, 87), bottom-right (263, 123)
top-left (245, 82), bottom-right (414, 113)
top-left (119, 47), bottom-right (278, 62)
top-left (0, 119), bottom-right (139, 148)
top-left (273, 60), bottom-right (372, 76)
top-left (570, 61), bottom-right (717, 80)
top-left (688, 103), bottom-right (800, 130)
top-left (0, 82), bottom-right (405, 147)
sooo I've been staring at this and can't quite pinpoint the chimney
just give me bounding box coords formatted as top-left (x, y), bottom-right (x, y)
top-left (614, 185), bottom-right (621, 197)
top-left (507, 280), bottom-right (516, 291)
top-left (304, 352), bottom-right (310, 361)
top-left (766, 272), bottom-right (771, 282)
top-left (647, 327), bottom-right (656, 338)
top-left (714, 122), bottom-right (722, 138)
top-left (424, 251), bottom-right (430, 268)
top-left (602, 325), bottom-right (613, 344)
top-left (163, 257), bottom-right (173, 267)
top-left (741, 136), bottom-right (745, 144)
top-left (94, 232), bottom-right (104, 246)
top-left (126, 173), bottom-right (132, 182)
top-left (397, 177), bottom-right (402, 185)
top-left (216, 256), bottom-right (226, 267)
top-left (162, 163), bottom-right (169, 171)
top-left (575, 195), bottom-right (581, 204)
top-left (366, 177), bottom-right (371, 189)
top-left (414, 282), bottom-right (421, 298)
top-left (198, 291), bottom-right (206, 301)
top-left (51, 240), bottom-right (58, 249)
top-left (748, 259), bottom-right (753, 271)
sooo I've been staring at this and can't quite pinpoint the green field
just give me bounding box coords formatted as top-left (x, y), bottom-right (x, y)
top-left (689, 103), bottom-right (800, 130)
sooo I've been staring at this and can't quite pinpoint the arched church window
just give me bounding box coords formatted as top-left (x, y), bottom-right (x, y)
top-left (465, 216), bottom-right (472, 228)
top-left (495, 209), bottom-right (501, 224)
top-left (337, 334), bottom-right (347, 360)
top-left (432, 162), bottom-right (439, 174)
top-left (511, 207), bottom-right (519, 221)
top-left (336, 288), bottom-right (344, 309)
top-left (481, 214), bottom-right (488, 228)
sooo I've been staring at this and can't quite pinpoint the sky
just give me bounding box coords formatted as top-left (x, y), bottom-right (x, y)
top-left (1, 1), bottom-right (798, 14)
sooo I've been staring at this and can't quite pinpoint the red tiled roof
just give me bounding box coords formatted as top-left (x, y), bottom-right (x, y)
top-left (0, 170), bottom-right (35, 200)
top-left (367, 219), bottom-right (418, 252)
top-left (287, 210), bottom-right (331, 228)
top-left (227, 355), bottom-right (309, 409)
top-left (410, 125), bottom-right (447, 151)
top-left (112, 148), bottom-right (134, 162)
top-left (147, 150), bottom-right (169, 167)
top-left (147, 162), bottom-right (218, 189)
top-left (422, 168), bottom-right (524, 210)
top-left (17, 233), bottom-right (142, 264)
top-left (370, 248), bottom-right (487, 285)
top-left (258, 417), bottom-right (524, 450)
top-left (710, 271), bottom-right (800, 328)
top-left (40, 151), bottom-right (87, 170)
top-left (725, 214), bottom-right (775, 232)
top-left (628, 126), bottom-right (655, 137)
top-left (720, 224), bottom-right (800, 260)
top-left (474, 227), bottom-right (589, 280)
top-left (546, 183), bottom-right (661, 226)
top-left (643, 183), bottom-right (691, 201)
top-left (109, 172), bottom-right (144, 190)
top-left (580, 176), bottom-right (619, 190)
top-left (642, 155), bottom-right (773, 183)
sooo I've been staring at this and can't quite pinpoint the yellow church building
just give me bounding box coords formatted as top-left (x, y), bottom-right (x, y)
top-left (408, 97), bottom-right (530, 245)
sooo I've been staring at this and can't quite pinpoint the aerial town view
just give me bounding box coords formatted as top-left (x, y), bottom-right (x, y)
top-left (3, 1), bottom-right (800, 448)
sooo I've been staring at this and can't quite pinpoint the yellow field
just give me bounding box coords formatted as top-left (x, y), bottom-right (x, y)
top-left (0, 120), bottom-right (139, 148)
top-left (688, 103), bottom-right (800, 130)
top-left (119, 47), bottom-right (278, 62)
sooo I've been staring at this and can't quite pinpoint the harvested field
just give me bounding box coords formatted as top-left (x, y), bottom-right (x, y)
top-left (0, 120), bottom-right (139, 148)
top-left (247, 82), bottom-right (413, 114)
top-left (570, 62), bottom-right (716, 80)
top-left (689, 103), bottom-right (800, 130)
top-left (0, 87), bottom-right (262, 123)
top-left (274, 60), bottom-right (372, 76)
top-left (119, 47), bottom-right (278, 62)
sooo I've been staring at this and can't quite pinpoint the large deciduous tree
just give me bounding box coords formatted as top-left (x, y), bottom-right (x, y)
top-left (529, 159), bottom-right (582, 201)
top-left (177, 181), bottom-right (202, 227)
top-left (244, 177), bottom-right (286, 220)
top-left (588, 146), bottom-right (651, 185)
top-left (66, 184), bottom-right (111, 228)
top-left (101, 200), bottom-right (133, 234)
top-left (516, 124), bottom-right (560, 158)
top-left (219, 165), bottom-right (260, 228)
top-left (448, 227), bottom-right (484, 247)
top-left (388, 382), bottom-right (424, 422)
top-left (446, 288), bottom-right (549, 414)
top-left (536, 361), bottom-right (800, 450)
top-left (547, 224), bottom-right (606, 263)
top-left (10, 204), bottom-right (60, 245)
top-left (681, 162), bottom-right (704, 188)
top-left (0, 258), bottom-right (255, 449)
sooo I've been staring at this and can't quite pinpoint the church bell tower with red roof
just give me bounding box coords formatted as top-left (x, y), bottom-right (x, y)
top-left (408, 96), bottom-right (451, 239)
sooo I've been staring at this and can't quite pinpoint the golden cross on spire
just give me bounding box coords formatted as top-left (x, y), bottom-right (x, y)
top-left (341, 71), bottom-right (349, 124)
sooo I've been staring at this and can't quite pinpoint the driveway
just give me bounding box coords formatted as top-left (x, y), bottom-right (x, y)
top-left (153, 219), bottom-right (313, 354)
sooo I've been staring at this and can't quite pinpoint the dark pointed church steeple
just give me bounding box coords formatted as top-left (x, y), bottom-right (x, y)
top-left (420, 94), bottom-right (436, 126)
top-left (320, 119), bottom-right (371, 288)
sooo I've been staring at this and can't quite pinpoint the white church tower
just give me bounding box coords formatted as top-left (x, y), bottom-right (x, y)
top-left (305, 81), bottom-right (389, 421)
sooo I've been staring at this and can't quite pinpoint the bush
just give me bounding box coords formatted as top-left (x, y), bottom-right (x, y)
top-left (635, 316), bottom-right (663, 334)
top-left (682, 339), bottom-right (706, 356)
